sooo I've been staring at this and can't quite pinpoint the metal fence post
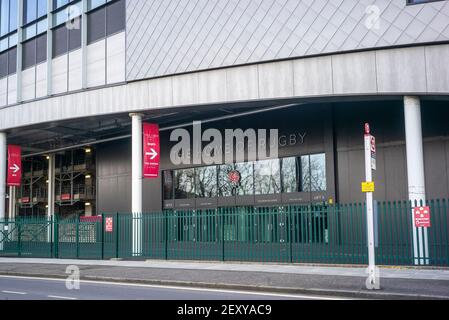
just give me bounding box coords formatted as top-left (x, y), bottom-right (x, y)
top-left (76, 218), bottom-right (80, 259)
top-left (165, 211), bottom-right (168, 260)
top-left (101, 214), bottom-right (105, 260)
top-left (17, 222), bottom-right (21, 257)
top-left (114, 213), bottom-right (119, 259)
top-left (221, 208), bottom-right (225, 262)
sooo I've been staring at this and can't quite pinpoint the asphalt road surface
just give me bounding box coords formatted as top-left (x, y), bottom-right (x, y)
top-left (0, 276), bottom-right (344, 300)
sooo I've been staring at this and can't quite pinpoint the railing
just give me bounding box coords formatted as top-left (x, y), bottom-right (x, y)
top-left (0, 200), bottom-right (448, 266)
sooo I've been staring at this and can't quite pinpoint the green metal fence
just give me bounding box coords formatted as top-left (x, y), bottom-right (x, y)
top-left (1, 200), bottom-right (448, 266)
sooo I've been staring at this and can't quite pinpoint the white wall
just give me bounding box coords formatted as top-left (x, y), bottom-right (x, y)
top-left (87, 39), bottom-right (106, 88)
top-left (21, 67), bottom-right (36, 101)
top-left (68, 49), bottom-right (82, 92)
top-left (52, 54), bottom-right (68, 95)
top-left (35, 62), bottom-right (47, 98)
top-left (7, 74), bottom-right (16, 105)
top-left (0, 78), bottom-right (7, 107)
top-left (106, 32), bottom-right (126, 84)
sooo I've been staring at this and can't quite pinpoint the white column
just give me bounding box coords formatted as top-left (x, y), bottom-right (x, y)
top-left (46, 0), bottom-right (53, 96)
top-left (130, 113), bottom-right (143, 256)
top-left (8, 186), bottom-right (16, 220)
top-left (404, 96), bottom-right (428, 265)
top-left (0, 132), bottom-right (6, 251)
top-left (16, 0), bottom-right (23, 103)
top-left (47, 154), bottom-right (55, 242)
top-left (81, 0), bottom-right (88, 89)
top-left (47, 154), bottom-right (55, 218)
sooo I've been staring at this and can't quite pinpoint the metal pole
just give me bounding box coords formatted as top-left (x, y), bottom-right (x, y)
top-left (130, 113), bottom-right (143, 257)
top-left (404, 96), bottom-right (428, 265)
top-left (364, 126), bottom-right (379, 290)
top-left (47, 154), bottom-right (55, 242)
top-left (0, 133), bottom-right (6, 251)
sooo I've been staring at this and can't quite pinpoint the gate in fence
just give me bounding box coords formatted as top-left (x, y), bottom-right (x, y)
top-left (1, 201), bottom-right (448, 266)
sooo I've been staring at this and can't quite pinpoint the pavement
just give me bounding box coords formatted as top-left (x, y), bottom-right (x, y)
top-left (0, 258), bottom-right (448, 300)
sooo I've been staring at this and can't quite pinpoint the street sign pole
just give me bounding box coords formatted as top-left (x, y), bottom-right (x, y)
top-left (364, 124), bottom-right (380, 290)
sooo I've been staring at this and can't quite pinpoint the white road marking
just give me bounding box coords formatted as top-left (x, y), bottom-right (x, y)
top-left (0, 275), bottom-right (348, 300)
top-left (2, 290), bottom-right (27, 295)
top-left (47, 295), bottom-right (78, 300)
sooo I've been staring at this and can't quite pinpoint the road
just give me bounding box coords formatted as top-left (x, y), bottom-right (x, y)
top-left (0, 275), bottom-right (344, 300)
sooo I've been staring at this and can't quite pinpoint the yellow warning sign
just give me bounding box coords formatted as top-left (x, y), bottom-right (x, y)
top-left (362, 182), bottom-right (375, 193)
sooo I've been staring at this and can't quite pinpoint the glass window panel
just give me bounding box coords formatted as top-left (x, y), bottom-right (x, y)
top-left (0, 38), bottom-right (8, 51)
top-left (68, 16), bottom-right (81, 50)
top-left (24, 0), bottom-right (37, 24)
top-left (1, 0), bottom-right (10, 35)
top-left (87, 7), bottom-right (105, 44)
top-left (281, 157), bottom-right (299, 193)
top-left (235, 162), bottom-right (254, 196)
top-left (7, 46), bottom-right (16, 74)
top-left (52, 23), bottom-right (67, 57)
top-left (163, 171), bottom-right (174, 201)
top-left (53, 0), bottom-right (69, 10)
top-left (310, 154), bottom-right (326, 192)
top-left (301, 155), bottom-right (311, 192)
top-left (88, 0), bottom-right (105, 11)
top-left (36, 17), bottom-right (47, 34)
top-left (254, 159), bottom-right (281, 195)
top-left (35, 32), bottom-right (46, 63)
top-left (8, 32), bottom-right (17, 46)
top-left (22, 38), bottom-right (36, 69)
top-left (0, 51), bottom-right (7, 77)
top-left (218, 164), bottom-right (236, 197)
top-left (106, 0), bottom-right (125, 36)
top-left (37, 0), bottom-right (47, 18)
top-left (195, 166), bottom-right (217, 198)
top-left (175, 169), bottom-right (195, 199)
top-left (9, 0), bottom-right (18, 32)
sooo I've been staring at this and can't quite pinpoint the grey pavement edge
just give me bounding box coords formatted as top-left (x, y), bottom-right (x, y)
top-left (0, 258), bottom-right (448, 300)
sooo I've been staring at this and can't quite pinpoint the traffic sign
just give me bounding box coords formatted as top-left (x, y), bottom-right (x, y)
top-left (413, 207), bottom-right (431, 228)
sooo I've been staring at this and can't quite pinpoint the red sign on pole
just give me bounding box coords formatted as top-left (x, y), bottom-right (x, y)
top-left (105, 217), bottom-right (113, 233)
top-left (7, 145), bottom-right (22, 187)
top-left (143, 123), bottom-right (160, 179)
top-left (414, 207), bottom-right (431, 228)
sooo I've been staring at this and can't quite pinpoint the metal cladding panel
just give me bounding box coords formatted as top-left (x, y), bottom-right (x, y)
top-left (126, 0), bottom-right (449, 81)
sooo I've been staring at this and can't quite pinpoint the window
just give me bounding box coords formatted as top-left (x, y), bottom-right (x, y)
top-left (235, 162), bottom-right (254, 196)
top-left (254, 159), bottom-right (281, 195)
top-left (163, 171), bottom-right (174, 201)
top-left (87, 0), bottom-right (125, 45)
top-left (218, 164), bottom-right (236, 197)
top-left (281, 157), bottom-right (299, 193)
top-left (195, 166), bottom-right (217, 198)
top-left (52, 19), bottom-right (80, 58)
top-left (0, 51), bottom-right (7, 78)
top-left (1, 0), bottom-right (18, 36)
top-left (24, 0), bottom-right (47, 24)
top-left (174, 169), bottom-right (195, 200)
top-left (309, 154), bottom-right (326, 192)
top-left (407, 0), bottom-right (445, 4)
top-left (22, 33), bottom-right (46, 70)
top-left (8, 46), bottom-right (16, 73)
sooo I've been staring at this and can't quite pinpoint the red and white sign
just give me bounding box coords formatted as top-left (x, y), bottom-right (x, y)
top-left (143, 123), bottom-right (160, 179)
top-left (365, 123), bottom-right (371, 135)
top-left (7, 145), bottom-right (22, 187)
top-left (414, 207), bottom-right (431, 228)
top-left (105, 217), bottom-right (113, 233)
top-left (370, 136), bottom-right (376, 154)
top-left (21, 197), bottom-right (30, 204)
top-left (61, 194), bottom-right (71, 201)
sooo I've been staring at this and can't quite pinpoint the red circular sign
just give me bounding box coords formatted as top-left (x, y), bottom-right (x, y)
top-left (228, 170), bottom-right (241, 185)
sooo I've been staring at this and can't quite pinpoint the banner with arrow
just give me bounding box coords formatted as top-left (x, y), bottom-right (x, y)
top-left (7, 145), bottom-right (22, 187)
top-left (143, 123), bottom-right (160, 179)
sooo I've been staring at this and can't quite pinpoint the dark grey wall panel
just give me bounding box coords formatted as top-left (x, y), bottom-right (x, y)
top-left (126, 0), bottom-right (449, 81)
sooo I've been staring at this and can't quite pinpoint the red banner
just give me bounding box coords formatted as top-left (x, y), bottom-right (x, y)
top-left (143, 123), bottom-right (160, 179)
top-left (7, 145), bottom-right (22, 187)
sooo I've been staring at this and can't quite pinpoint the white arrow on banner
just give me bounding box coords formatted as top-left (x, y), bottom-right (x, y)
top-left (145, 148), bottom-right (158, 160)
top-left (9, 164), bottom-right (20, 173)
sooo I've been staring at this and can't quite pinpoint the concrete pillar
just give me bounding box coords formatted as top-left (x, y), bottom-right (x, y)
top-left (0, 132), bottom-right (6, 251)
top-left (130, 113), bottom-right (143, 256)
top-left (404, 96), bottom-right (429, 265)
top-left (0, 132), bottom-right (6, 221)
